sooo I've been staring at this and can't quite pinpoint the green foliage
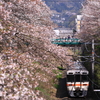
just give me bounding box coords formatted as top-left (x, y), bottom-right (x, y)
top-left (52, 69), bottom-right (62, 74)
top-left (35, 86), bottom-right (50, 100)
top-left (33, 61), bottom-right (40, 65)
top-left (57, 66), bottom-right (63, 70)
top-left (56, 74), bottom-right (62, 79)
top-left (52, 69), bottom-right (57, 74)
top-left (35, 86), bottom-right (44, 91)
top-left (44, 66), bottom-right (49, 68)
top-left (0, 19), bottom-right (2, 21)
top-left (53, 84), bottom-right (59, 89)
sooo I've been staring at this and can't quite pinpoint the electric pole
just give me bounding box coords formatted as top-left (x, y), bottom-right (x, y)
top-left (92, 39), bottom-right (94, 90)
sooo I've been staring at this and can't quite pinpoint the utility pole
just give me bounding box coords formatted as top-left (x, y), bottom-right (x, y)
top-left (92, 40), bottom-right (100, 92)
top-left (92, 39), bottom-right (94, 90)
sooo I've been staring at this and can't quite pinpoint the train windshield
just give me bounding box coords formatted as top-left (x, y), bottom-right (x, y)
top-left (82, 75), bottom-right (88, 82)
top-left (75, 75), bottom-right (80, 82)
top-left (67, 75), bottom-right (74, 82)
top-left (67, 75), bottom-right (88, 82)
top-left (75, 75), bottom-right (88, 82)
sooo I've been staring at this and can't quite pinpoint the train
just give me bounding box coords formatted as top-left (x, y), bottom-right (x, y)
top-left (66, 61), bottom-right (89, 97)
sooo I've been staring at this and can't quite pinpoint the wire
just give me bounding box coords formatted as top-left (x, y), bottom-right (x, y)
top-left (95, 61), bottom-right (100, 65)
top-left (79, 59), bottom-right (91, 63)
top-left (66, 55), bottom-right (93, 65)
top-left (84, 43), bottom-right (90, 52)
top-left (77, 57), bottom-right (91, 63)
top-left (94, 52), bottom-right (100, 58)
top-left (88, 76), bottom-right (100, 88)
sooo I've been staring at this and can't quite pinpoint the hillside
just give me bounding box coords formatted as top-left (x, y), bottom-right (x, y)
top-left (44, 0), bottom-right (85, 28)
top-left (0, 0), bottom-right (73, 99)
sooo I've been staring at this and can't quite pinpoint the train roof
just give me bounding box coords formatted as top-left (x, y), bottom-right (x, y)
top-left (67, 61), bottom-right (89, 75)
top-left (68, 61), bottom-right (86, 70)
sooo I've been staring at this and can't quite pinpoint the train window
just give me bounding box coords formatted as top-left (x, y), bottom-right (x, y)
top-left (75, 75), bottom-right (80, 82)
top-left (82, 75), bottom-right (88, 82)
top-left (67, 75), bottom-right (74, 82)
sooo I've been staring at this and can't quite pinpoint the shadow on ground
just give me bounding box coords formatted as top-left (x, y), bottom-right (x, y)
top-left (56, 78), bottom-right (68, 98)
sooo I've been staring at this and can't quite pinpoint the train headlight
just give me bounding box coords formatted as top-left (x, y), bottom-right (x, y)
top-left (69, 84), bottom-right (73, 86)
top-left (83, 84), bottom-right (89, 86)
top-left (67, 84), bottom-right (73, 86)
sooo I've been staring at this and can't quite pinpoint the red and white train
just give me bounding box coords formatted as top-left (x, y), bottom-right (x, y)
top-left (66, 61), bottom-right (89, 97)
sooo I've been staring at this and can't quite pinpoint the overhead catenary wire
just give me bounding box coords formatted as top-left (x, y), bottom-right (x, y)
top-left (95, 61), bottom-right (100, 65)
top-left (88, 76), bottom-right (100, 88)
top-left (94, 52), bottom-right (100, 58)
top-left (84, 43), bottom-right (91, 52)
top-left (80, 59), bottom-right (92, 63)
top-left (66, 55), bottom-right (92, 58)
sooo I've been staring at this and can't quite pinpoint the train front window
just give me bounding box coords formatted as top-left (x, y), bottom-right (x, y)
top-left (82, 75), bottom-right (88, 82)
top-left (67, 75), bottom-right (74, 82)
top-left (75, 75), bottom-right (80, 82)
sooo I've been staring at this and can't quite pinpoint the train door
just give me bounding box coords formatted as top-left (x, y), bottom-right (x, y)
top-left (74, 74), bottom-right (82, 97)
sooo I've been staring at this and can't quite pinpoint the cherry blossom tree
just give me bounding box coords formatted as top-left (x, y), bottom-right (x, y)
top-left (78, 0), bottom-right (100, 41)
top-left (0, 0), bottom-right (72, 99)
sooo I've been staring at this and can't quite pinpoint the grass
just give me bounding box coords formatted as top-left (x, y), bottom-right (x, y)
top-left (44, 66), bottom-right (49, 68)
top-left (57, 66), bottom-right (64, 70)
top-left (52, 69), bottom-right (57, 74)
top-left (32, 61), bottom-right (40, 65)
top-left (35, 86), bottom-right (44, 92)
top-left (53, 84), bottom-right (59, 89)
top-left (52, 69), bottom-right (62, 74)
top-left (35, 86), bottom-right (51, 100)
top-left (56, 74), bottom-right (62, 79)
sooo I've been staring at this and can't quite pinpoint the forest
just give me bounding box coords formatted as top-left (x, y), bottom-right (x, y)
top-left (0, 0), bottom-right (72, 99)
